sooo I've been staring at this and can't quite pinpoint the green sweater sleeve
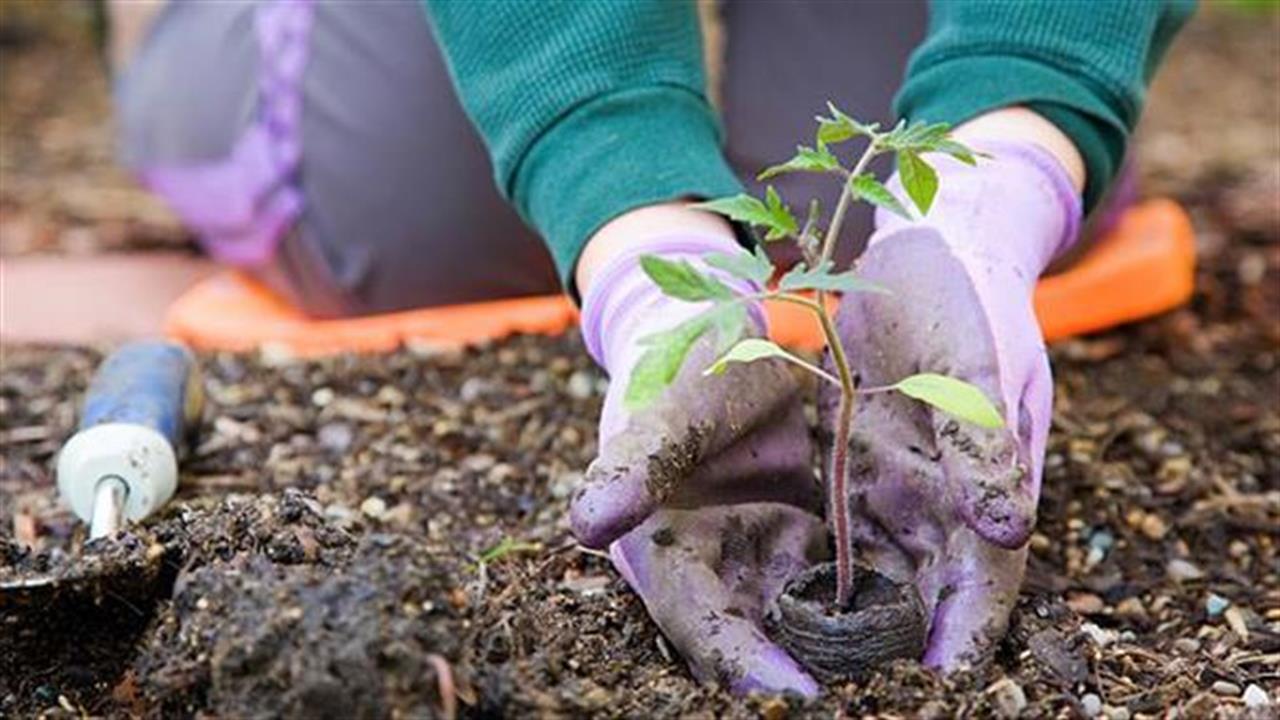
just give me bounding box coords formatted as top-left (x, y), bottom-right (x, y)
top-left (895, 0), bottom-right (1196, 211)
top-left (420, 0), bottom-right (742, 292)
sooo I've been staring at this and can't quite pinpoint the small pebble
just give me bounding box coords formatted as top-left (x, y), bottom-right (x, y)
top-left (1081, 693), bottom-right (1103, 718)
top-left (1030, 532), bottom-right (1052, 554)
top-left (1115, 597), bottom-right (1147, 622)
top-left (1166, 558), bottom-right (1205, 582)
top-left (1087, 529), bottom-right (1115, 565)
top-left (1091, 527), bottom-right (1115, 548)
top-left (759, 696), bottom-right (788, 720)
top-left (1212, 681), bottom-right (1241, 696)
top-left (917, 700), bottom-right (950, 720)
top-left (561, 574), bottom-right (611, 596)
top-left (375, 385), bottom-right (406, 406)
top-left (310, 387), bottom-right (334, 407)
top-left (1067, 592), bottom-right (1105, 615)
top-left (1229, 540), bottom-right (1250, 558)
top-left (1134, 428), bottom-right (1167, 458)
top-left (1081, 622), bottom-right (1117, 648)
top-left (1157, 457), bottom-right (1192, 485)
top-left (1124, 509), bottom-right (1146, 529)
top-left (1139, 513), bottom-right (1168, 540)
top-left (1224, 606), bottom-right (1250, 641)
top-left (1206, 593), bottom-right (1230, 617)
top-left (1243, 684), bottom-right (1271, 709)
top-left (1104, 706), bottom-right (1130, 720)
top-left (459, 377), bottom-right (490, 403)
top-left (463, 453), bottom-right (497, 473)
top-left (382, 502), bottom-right (414, 527)
top-left (1172, 637), bottom-right (1201, 654)
top-left (985, 678), bottom-right (1027, 719)
top-left (317, 422), bottom-right (354, 453)
top-left (566, 370), bottom-right (595, 400)
top-left (360, 496), bottom-right (387, 520)
top-left (324, 503), bottom-right (356, 524)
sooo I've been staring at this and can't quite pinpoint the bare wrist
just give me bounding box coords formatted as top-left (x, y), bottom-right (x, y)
top-left (575, 201), bottom-right (737, 294)
top-left (954, 107), bottom-right (1087, 195)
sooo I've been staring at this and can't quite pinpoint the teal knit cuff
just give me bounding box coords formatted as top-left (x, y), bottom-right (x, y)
top-left (514, 85), bottom-right (745, 296)
top-left (894, 54), bottom-right (1127, 212)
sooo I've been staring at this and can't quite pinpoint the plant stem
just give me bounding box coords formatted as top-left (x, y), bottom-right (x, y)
top-left (815, 299), bottom-right (857, 609)
top-left (819, 139), bottom-right (880, 266)
top-left (816, 137), bottom-right (879, 608)
top-left (830, 387), bottom-right (855, 608)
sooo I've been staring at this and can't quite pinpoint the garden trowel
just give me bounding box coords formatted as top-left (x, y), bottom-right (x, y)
top-left (1, 340), bottom-right (202, 612)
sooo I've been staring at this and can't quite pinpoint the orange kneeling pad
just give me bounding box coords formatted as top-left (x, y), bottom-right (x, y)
top-left (165, 199), bottom-right (1196, 357)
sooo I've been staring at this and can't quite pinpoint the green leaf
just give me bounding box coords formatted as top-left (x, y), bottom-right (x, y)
top-left (475, 536), bottom-right (542, 568)
top-left (707, 302), bottom-right (749, 354)
top-left (639, 255), bottom-right (733, 302)
top-left (696, 189), bottom-right (797, 242)
top-left (850, 174), bottom-right (912, 220)
top-left (704, 338), bottom-right (838, 386)
top-left (758, 144), bottom-right (841, 180)
top-left (892, 373), bottom-right (1004, 429)
top-left (625, 301), bottom-right (749, 410)
top-left (696, 194), bottom-right (773, 227)
top-left (882, 120), bottom-right (951, 153)
top-left (879, 122), bottom-right (985, 166)
top-left (815, 102), bottom-right (879, 146)
top-left (705, 245), bottom-right (775, 287)
top-left (898, 151), bottom-right (939, 216)
top-left (761, 186), bottom-right (799, 240)
top-left (778, 260), bottom-right (890, 295)
top-left (933, 138), bottom-right (980, 165)
top-left (626, 314), bottom-right (712, 409)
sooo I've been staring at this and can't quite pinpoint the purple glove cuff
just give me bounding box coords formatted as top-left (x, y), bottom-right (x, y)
top-left (580, 234), bottom-right (767, 374)
top-left (987, 139), bottom-right (1085, 264)
top-left (875, 138), bottom-right (1084, 279)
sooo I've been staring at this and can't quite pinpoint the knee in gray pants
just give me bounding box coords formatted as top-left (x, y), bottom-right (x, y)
top-left (116, 0), bottom-right (558, 319)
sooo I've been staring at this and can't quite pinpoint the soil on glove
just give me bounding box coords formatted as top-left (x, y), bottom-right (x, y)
top-left (2, 4), bottom-right (1278, 719)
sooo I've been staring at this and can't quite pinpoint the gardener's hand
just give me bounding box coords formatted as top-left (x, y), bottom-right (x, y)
top-left (572, 222), bottom-right (826, 695)
top-left (823, 133), bottom-right (1083, 670)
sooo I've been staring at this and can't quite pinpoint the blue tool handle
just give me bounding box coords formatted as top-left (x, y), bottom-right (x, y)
top-left (81, 341), bottom-right (202, 449)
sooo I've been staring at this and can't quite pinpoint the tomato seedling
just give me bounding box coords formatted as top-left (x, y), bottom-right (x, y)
top-left (627, 103), bottom-right (1003, 609)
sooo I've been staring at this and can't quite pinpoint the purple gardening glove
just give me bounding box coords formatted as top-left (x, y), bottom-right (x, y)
top-left (575, 234), bottom-right (826, 696)
top-left (823, 139), bottom-right (1082, 670)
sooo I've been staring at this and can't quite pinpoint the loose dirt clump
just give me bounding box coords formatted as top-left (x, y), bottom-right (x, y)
top-left (130, 492), bottom-right (465, 720)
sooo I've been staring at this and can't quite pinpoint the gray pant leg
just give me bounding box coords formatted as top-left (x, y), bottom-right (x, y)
top-left (114, 2), bottom-right (258, 167)
top-left (299, 1), bottom-right (558, 316)
top-left (116, 0), bottom-right (558, 319)
top-left (721, 0), bottom-right (927, 265)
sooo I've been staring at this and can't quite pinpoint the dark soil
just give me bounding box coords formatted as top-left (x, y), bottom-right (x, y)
top-left (2, 4), bottom-right (1278, 719)
top-left (770, 562), bottom-right (926, 683)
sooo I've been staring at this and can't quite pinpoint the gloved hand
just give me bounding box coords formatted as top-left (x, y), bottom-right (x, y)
top-left (822, 139), bottom-right (1081, 670)
top-left (575, 234), bottom-right (826, 695)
